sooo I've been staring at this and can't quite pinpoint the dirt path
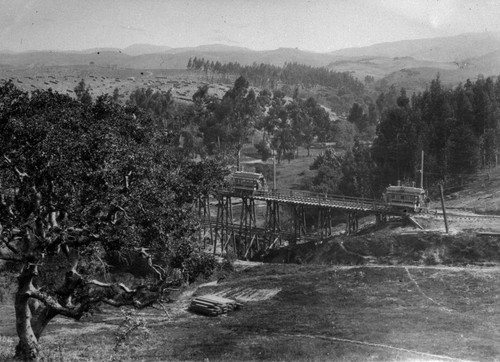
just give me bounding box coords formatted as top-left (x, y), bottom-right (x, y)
top-left (281, 333), bottom-right (474, 362)
top-left (216, 264), bottom-right (500, 286)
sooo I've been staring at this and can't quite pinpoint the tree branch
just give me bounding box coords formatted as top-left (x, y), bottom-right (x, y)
top-left (1, 223), bottom-right (20, 254)
top-left (100, 297), bottom-right (157, 309)
top-left (86, 280), bottom-right (136, 294)
top-left (26, 289), bottom-right (91, 320)
top-left (0, 253), bottom-right (23, 262)
top-left (135, 247), bottom-right (166, 280)
top-left (3, 155), bottom-right (29, 182)
top-left (2, 238), bottom-right (20, 254)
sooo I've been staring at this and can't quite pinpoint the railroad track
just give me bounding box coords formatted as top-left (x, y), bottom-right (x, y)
top-left (247, 190), bottom-right (393, 213)
top-left (422, 210), bottom-right (500, 221)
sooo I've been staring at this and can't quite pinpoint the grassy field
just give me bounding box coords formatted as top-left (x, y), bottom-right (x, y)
top-left (0, 66), bottom-right (230, 105)
top-left (1, 263), bottom-right (498, 361)
top-left (240, 144), bottom-right (329, 191)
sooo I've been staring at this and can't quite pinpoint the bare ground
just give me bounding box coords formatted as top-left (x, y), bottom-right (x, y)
top-left (1, 261), bottom-right (499, 361)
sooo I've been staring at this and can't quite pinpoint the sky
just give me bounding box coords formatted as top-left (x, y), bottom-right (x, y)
top-left (1, 0), bottom-right (500, 53)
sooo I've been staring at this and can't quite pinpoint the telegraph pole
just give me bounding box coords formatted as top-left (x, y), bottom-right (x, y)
top-left (273, 150), bottom-right (277, 191)
top-left (420, 150), bottom-right (424, 188)
top-left (439, 182), bottom-right (449, 234)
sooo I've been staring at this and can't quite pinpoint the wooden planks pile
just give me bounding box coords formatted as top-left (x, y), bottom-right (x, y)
top-left (189, 294), bottom-right (242, 316)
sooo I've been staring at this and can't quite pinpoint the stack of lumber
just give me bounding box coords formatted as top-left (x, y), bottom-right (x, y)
top-left (189, 294), bottom-right (242, 316)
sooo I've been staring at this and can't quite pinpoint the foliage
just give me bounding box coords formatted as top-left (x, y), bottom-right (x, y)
top-left (255, 140), bottom-right (273, 161)
top-left (74, 79), bottom-right (92, 105)
top-left (308, 149), bottom-right (343, 194)
top-left (0, 81), bottom-right (226, 359)
top-left (198, 76), bottom-right (261, 168)
top-left (111, 309), bottom-right (150, 362)
top-left (331, 119), bottom-right (356, 148)
top-left (347, 102), bottom-right (377, 139)
top-left (338, 140), bottom-right (376, 198)
top-left (187, 58), bottom-right (365, 96)
top-left (261, 93), bottom-right (332, 163)
top-left (310, 148), bottom-right (341, 171)
top-left (371, 75), bottom-right (500, 194)
top-left (181, 252), bottom-right (217, 283)
top-left (126, 87), bottom-right (173, 127)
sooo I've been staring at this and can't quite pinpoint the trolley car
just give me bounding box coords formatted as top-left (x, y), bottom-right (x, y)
top-left (229, 171), bottom-right (268, 196)
top-left (383, 181), bottom-right (429, 213)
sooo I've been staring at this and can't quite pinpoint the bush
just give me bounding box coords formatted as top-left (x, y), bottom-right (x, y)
top-left (182, 252), bottom-right (216, 283)
top-left (255, 140), bottom-right (272, 161)
top-left (169, 238), bottom-right (195, 269)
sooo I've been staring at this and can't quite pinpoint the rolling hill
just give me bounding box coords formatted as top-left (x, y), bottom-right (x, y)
top-left (2, 32), bottom-right (500, 95)
top-left (329, 32), bottom-right (500, 62)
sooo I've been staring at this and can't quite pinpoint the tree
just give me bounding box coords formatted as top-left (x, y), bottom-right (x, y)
top-left (348, 102), bottom-right (372, 137)
top-left (74, 79), bottom-right (92, 105)
top-left (338, 140), bottom-right (375, 197)
top-left (204, 76), bottom-right (261, 169)
top-left (0, 82), bottom-right (226, 360)
top-left (112, 87), bottom-right (120, 103)
top-left (127, 87), bottom-right (174, 128)
top-left (255, 139), bottom-right (273, 161)
top-left (446, 122), bottom-right (480, 175)
top-left (309, 149), bottom-right (343, 193)
top-left (371, 107), bottom-right (415, 190)
top-left (396, 88), bottom-right (410, 108)
top-left (288, 99), bottom-right (311, 157)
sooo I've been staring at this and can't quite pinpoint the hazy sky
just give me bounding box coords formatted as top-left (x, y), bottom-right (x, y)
top-left (1, 0), bottom-right (500, 53)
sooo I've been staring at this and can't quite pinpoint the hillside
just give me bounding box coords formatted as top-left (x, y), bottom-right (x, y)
top-left (330, 32), bottom-right (500, 62)
top-left (0, 67), bottom-right (235, 105)
top-left (0, 47), bottom-right (333, 70)
top-left (2, 32), bottom-right (500, 107)
top-left (374, 49), bottom-right (500, 94)
top-left (2, 32), bottom-right (500, 78)
top-left (327, 56), bottom-right (457, 81)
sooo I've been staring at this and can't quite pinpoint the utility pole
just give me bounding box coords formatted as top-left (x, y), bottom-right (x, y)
top-left (420, 150), bottom-right (424, 189)
top-left (273, 150), bottom-right (277, 191)
top-left (439, 182), bottom-right (449, 234)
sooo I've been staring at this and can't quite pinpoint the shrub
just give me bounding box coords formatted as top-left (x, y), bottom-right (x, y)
top-left (182, 252), bottom-right (216, 283)
top-left (255, 140), bottom-right (272, 161)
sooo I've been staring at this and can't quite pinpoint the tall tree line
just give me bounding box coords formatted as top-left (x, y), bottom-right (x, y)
top-left (186, 58), bottom-right (365, 96)
top-left (372, 75), bottom-right (500, 193)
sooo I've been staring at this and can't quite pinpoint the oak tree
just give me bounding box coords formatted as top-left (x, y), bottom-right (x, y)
top-left (0, 82), bottom-right (225, 360)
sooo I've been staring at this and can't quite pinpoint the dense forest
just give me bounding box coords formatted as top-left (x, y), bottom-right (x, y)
top-left (309, 75), bottom-right (500, 198)
top-left (373, 75), bottom-right (500, 191)
top-left (186, 57), bottom-right (369, 114)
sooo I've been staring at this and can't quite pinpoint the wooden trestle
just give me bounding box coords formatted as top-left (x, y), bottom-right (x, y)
top-left (199, 189), bottom-right (395, 259)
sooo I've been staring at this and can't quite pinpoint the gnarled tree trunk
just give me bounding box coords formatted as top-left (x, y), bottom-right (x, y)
top-left (14, 266), bottom-right (50, 361)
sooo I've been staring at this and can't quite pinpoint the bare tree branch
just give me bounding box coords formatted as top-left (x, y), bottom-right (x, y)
top-left (86, 280), bottom-right (136, 294)
top-left (100, 297), bottom-right (157, 309)
top-left (135, 247), bottom-right (166, 280)
top-left (26, 290), bottom-right (89, 320)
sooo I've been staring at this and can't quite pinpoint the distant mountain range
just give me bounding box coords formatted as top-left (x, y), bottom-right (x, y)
top-left (1, 32), bottom-right (500, 92)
